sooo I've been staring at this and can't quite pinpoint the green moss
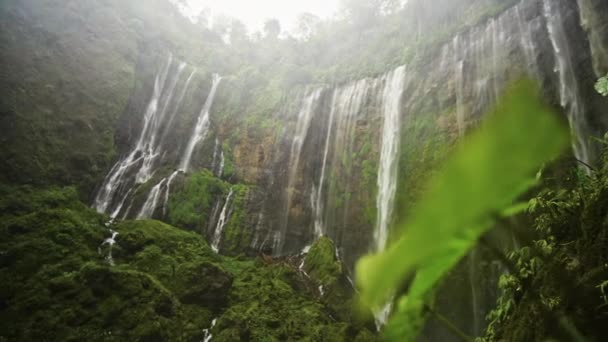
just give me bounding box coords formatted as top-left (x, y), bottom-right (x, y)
top-left (0, 185), bottom-right (375, 340)
top-left (167, 170), bottom-right (228, 232)
top-left (0, 186), bottom-right (207, 341)
top-left (220, 184), bottom-right (253, 255)
top-left (304, 237), bottom-right (343, 286)
top-left (394, 107), bottom-right (455, 227)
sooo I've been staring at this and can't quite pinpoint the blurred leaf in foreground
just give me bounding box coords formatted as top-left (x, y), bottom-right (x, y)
top-left (355, 79), bottom-right (569, 340)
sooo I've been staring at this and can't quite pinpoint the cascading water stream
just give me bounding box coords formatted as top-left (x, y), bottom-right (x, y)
top-left (162, 170), bottom-right (180, 217)
top-left (312, 92), bottom-right (337, 238)
top-left (371, 65), bottom-right (407, 328)
top-left (543, 0), bottom-right (592, 168)
top-left (98, 230), bottom-right (119, 266)
top-left (158, 70), bottom-right (197, 147)
top-left (211, 188), bottom-right (234, 253)
top-left (312, 79), bottom-right (370, 240)
top-left (180, 74), bottom-right (222, 172)
top-left (93, 55), bottom-right (173, 215)
top-left (211, 139), bottom-right (225, 177)
top-left (374, 65), bottom-right (407, 253)
top-left (137, 178), bottom-right (166, 219)
top-left (93, 55), bottom-right (199, 218)
top-left (135, 62), bottom-right (187, 185)
top-left (136, 74), bottom-right (222, 220)
top-left (202, 318), bottom-right (217, 342)
top-left (278, 88), bottom-right (323, 253)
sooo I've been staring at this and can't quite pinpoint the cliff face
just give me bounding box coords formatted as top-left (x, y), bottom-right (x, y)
top-left (204, 0), bottom-right (608, 270)
top-left (0, 0), bottom-right (221, 198)
top-left (2, 0), bottom-right (607, 272)
top-left (1, 0), bottom-right (608, 340)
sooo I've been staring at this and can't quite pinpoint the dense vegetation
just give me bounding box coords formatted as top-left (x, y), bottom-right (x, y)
top-left (0, 185), bottom-right (375, 341)
top-left (1, 0), bottom-right (608, 340)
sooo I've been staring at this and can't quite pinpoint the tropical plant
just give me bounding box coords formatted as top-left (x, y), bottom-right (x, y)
top-left (356, 80), bottom-right (568, 340)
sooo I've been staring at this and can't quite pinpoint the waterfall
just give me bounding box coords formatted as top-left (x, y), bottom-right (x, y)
top-left (374, 66), bottom-right (407, 252)
top-left (211, 188), bottom-right (234, 253)
top-left (278, 88), bottom-right (323, 253)
top-left (202, 318), bottom-right (217, 342)
top-left (543, 0), bottom-right (591, 167)
top-left (211, 138), bottom-right (225, 177)
top-left (312, 90), bottom-right (337, 238)
top-left (98, 230), bottom-right (119, 266)
top-left (137, 178), bottom-right (167, 219)
top-left (135, 61), bottom-right (187, 185)
top-left (162, 170), bottom-right (180, 217)
top-left (139, 74), bottom-right (222, 220)
top-left (93, 59), bottom-right (222, 220)
top-left (576, 0), bottom-right (608, 77)
top-left (93, 55), bottom-right (195, 217)
top-left (159, 70), bottom-right (197, 146)
top-left (515, 3), bottom-right (541, 77)
top-left (180, 74), bottom-right (222, 172)
top-left (313, 79), bottom-right (371, 239)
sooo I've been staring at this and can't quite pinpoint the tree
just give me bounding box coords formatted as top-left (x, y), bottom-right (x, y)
top-left (229, 19), bottom-right (249, 46)
top-left (263, 18), bottom-right (281, 39)
top-left (294, 12), bottom-right (321, 41)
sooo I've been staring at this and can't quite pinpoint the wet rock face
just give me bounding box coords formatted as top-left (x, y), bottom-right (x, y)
top-left (217, 0), bottom-right (608, 271)
top-left (72, 0), bottom-right (607, 278)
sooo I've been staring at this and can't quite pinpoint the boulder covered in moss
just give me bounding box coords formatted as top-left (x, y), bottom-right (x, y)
top-left (177, 261), bottom-right (233, 310)
top-left (303, 237), bottom-right (376, 331)
top-left (304, 236), bottom-right (343, 286)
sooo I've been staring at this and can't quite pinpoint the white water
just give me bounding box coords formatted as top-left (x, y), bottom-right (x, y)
top-left (137, 178), bottom-right (166, 219)
top-left (93, 52), bottom-right (170, 215)
top-left (370, 66), bottom-right (407, 328)
top-left (98, 230), bottom-right (119, 266)
top-left (211, 188), bottom-right (234, 253)
top-left (202, 318), bottom-right (217, 342)
top-left (313, 91), bottom-right (337, 238)
top-left (374, 66), bottom-right (407, 252)
top-left (162, 170), bottom-right (180, 217)
top-left (180, 74), bottom-right (222, 172)
top-left (159, 70), bottom-right (197, 145)
top-left (93, 55), bottom-right (194, 217)
top-left (135, 61), bottom-right (187, 185)
top-left (249, 212), bottom-right (265, 249)
top-left (93, 62), bottom-right (222, 219)
top-left (543, 0), bottom-right (591, 167)
top-left (279, 88), bottom-right (323, 253)
top-left (211, 139), bottom-right (224, 177)
top-left (312, 79), bottom-right (370, 239)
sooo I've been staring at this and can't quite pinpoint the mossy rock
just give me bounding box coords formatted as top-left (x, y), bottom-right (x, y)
top-left (0, 185), bottom-right (377, 341)
top-left (304, 236), bottom-right (343, 286)
top-left (177, 261), bottom-right (233, 310)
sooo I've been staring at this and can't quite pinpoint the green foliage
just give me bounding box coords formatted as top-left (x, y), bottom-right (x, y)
top-left (304, 237), bottom-right (343, 286)
top-left (0, 185), bottom-right (375, 340)
top-left (218, 184), bottom-right (252, 254)
top-left (482, 152), bottom-right (608, 341)
top-left (596, 73), bottom-right (608, 96)
top-left (167, 170), bottom-right (228, 231)
top-left (395, 106), bottom-right (455, 225)
top-left (355, 81), bottom-right (568, 340)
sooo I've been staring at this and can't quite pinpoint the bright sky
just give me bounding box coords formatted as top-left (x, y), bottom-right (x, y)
top-left (175, 0), bottom-right (340, 32)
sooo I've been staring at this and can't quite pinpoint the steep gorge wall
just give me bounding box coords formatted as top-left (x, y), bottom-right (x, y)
top-left (0, 0), bottom-right (219, 198)
top-left (1, 1), bottom-right (607, 339)
top-left (209, 0), bottom-right (608, 269)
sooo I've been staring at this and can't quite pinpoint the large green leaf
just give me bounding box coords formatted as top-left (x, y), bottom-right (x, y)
top-left (356, 80), bottom-right (569, 337)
